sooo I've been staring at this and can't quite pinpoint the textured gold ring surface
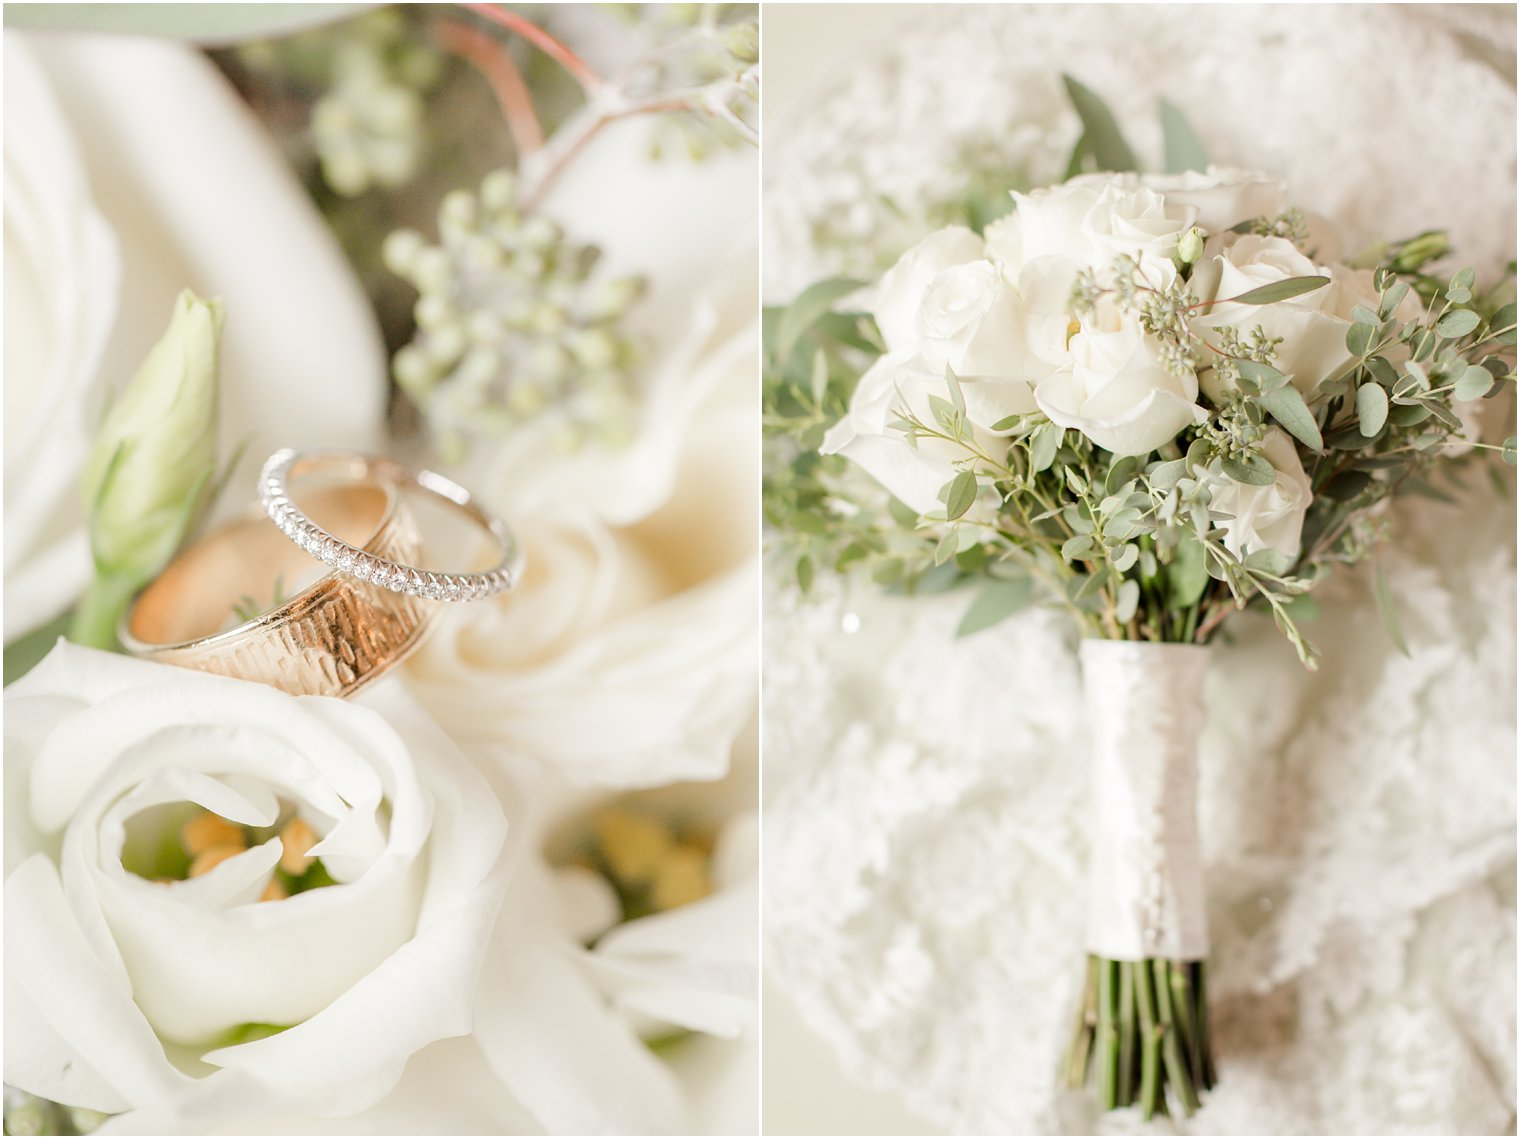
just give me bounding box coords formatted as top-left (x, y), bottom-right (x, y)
top-left (121, 481), bottom-right (435, 698)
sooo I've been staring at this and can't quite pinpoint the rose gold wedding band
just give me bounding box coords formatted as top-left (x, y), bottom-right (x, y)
top-left (121, 480), bottom-right (436, 698)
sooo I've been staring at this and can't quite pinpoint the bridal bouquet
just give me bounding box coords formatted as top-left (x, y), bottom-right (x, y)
top-left (764, 79), bottom-right (1515, 1118)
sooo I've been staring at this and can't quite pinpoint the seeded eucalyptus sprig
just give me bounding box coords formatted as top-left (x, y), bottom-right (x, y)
top-left (385, 169), bottom-right (647, 462)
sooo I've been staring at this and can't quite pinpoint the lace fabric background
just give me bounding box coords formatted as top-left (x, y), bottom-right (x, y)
top-left (761, 5), bottom-right (1518, 1134)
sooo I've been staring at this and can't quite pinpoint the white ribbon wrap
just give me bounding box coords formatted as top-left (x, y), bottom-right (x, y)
top-left (1080, 639), bottom-right (1210, 962)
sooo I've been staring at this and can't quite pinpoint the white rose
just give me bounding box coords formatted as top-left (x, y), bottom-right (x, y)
top-left (4, 32), bottom-right (387, 642)
top-left (985, 177), bottom-right (1111, 275)
top-left (3, 644), bottom-right (511, 1127)
top-left (1191, 234), bottom-right (1348, 401)
top-left (405, 314), bottom-right (758, 789)
top-left (1140, 167), bottom-right (1287, 235)
top-left (1035, 302), bottom-right (1204, 456)
top-left (914, 259), bottom-right (1038, 423)
top-left (821, 352), bottom-right (975, 516)
top-left (987, 174), bottom-right (1194, 278)
top-left (870, 226), bottom-right (986, 353)
top-left (1202, 428), bottom-right (1313, 560)
top-left (1081, 182), bottom-right (1197, 263)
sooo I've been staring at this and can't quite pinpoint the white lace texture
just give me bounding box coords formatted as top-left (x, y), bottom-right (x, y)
top-left (763, 5), bottom-right (1517, 1134)
top-left (1081, 641), bottom-right (1210, 962)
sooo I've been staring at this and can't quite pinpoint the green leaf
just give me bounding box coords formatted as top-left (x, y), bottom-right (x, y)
top-left (1149, 458), bottom-right (1188, 492)
top-left (1244, 549), bottom-right (1292, 575)
top-left (1237, 360), bottom-right (1290, 394)
top-left (1158, 98), bottom-right (1208, 174)
top-left (1504, 436), bottom-right (1517, 466)
top-left (943, 470), bottom-right (978, 521)
top-left (3, 2), bottom-right (363, 41)
top-left (1165, 537), bottom-right (1209, 608)
top-left (1227, 276), bottom-right (1332, 306)
top-left (1222, 453), bottom-right (1276, 487)
top-left (1112, 543), bottom-right (1140, 573)
top-left (3, 610), bottom-right (72, 686)
top-left (1454, 364), bottom-right (1495, 402)
top-left (809, 350), bottom-right (829, 405)
top-left (1115, 579), bottom-right (1141, 624)
top-left (1030, 423), bottom-right (1063, 472)
top-left (1378, 282), bottom-right (1410, 320)
top-left (956, 578), bottom-right (1035, 637)
top-left (773, 278), bottom-right (865, 370)
top-left (1346, 321), bottom-right (1376, 359)
top-left (1489, 302), bottom-right (1517, 346)
top-left (1062, 75), bottom-right (1138, 172)
top-left (887, 497), bottom-right (920, 528)
top-left (1373, 561), bottom-right (1409, 657)
top-left (1434, 308), bottom-right (1481, 339)
top-left (1061, 534), bottom-right (1096, 561)
top-left (943, 366), bottom-right (967, 413)
top-left (1260, 384), bottom-right (1323, 450)
top-left (1355, 382), bottom-right (1389, 437)
top-left (796, 555), bottom-right (814, 594)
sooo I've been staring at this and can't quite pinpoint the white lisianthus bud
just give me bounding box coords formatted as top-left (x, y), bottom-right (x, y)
top-left (72, 290), bottom-right (223, 647)
top-left (1177, 226), bottom-right (1205, 265)
top-left (81, 290), bottom-right (222, 578)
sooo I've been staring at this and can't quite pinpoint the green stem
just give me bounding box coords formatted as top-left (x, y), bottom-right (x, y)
top-left (1195, 960), bottom-right (1216, 1089)
top-left (1153, 958), bottom-right (1199, 1116)
top-left (1097, 958), bottom-right (1118, 1110)
top-left (68, 573), bottom-right (138, 652)
top-left (1170, 960), bottom-right (1205, 1093)
top-left (1135, 957), bottom-right (1161, 1121)
top-left (1116, 961), bottom-right (1136, 1107)
top-left (1065, 956), bottom-right (1099, 1089)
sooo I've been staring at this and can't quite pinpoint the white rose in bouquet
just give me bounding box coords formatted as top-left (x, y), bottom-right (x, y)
top-left (1140, 167), bottom-right (1287, 235)
top-left (405, 306), bottom-right (758, 788)
top-left (1192, 233), bottom-right (1349, 401)
top-left (986, 175), bottom-right (1196, 275)
top-left (1035, 299), bottom-right (1205, 457)
top-left (871, 226), bottom-right (987, 353)
top-left (4, 645), bottom-right (513, 1128)
top-left (1201, 427), bottom-right (1314, 559)
top-left (822, 353), bottom-right (977, 516)
top-left (3, 32), bottom-right (387, 642)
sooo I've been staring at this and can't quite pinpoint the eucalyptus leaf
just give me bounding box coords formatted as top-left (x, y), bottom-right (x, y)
top-left (1453, 364), bottom-right (1495, 402)
top-left (1222, 453), bottom-right (1276, 487)
top-left (1346, 321), bottom-right (1376, 358)
top-left (956, 578), bottom-right (1035, 637)
top-left (1355, 382), bottom-right (1389, 436)
top-left (1434, 308), bottom-right (1481, 339)
top-left (1030, 423), bottom-right (1063, 472)
top-left (1373, 561), bottom-right (1409, 657)
top-left (1158, 98), bottom-right (1208, 173)
top-left (1261, 384), bottom-right (1323, 450)
top-left (1226, 276), bottom-right (1331, 306)
top-left (1115, 579), bottom-right (1140, 624)
top-left (944, 470), bottom-right (978, 521)
top-left (1149, 458), bottom-right (1188, 492)
top-left (1062, 75), bottom-right (1138, 172)
top-left (774, 278), bottom-right (866, 370)
top-left (1061, 534), bottom-right (1096, 561)
top-left (1237, 360), bottom-right (1289, 394)
top-left (1165, 537), bottom-right (1209, 608)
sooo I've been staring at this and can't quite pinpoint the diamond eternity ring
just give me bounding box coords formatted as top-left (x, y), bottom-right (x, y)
top-left (259, 448), bottom-right (524, 602)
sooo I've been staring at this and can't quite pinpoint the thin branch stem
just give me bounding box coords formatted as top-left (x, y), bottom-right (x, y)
top-left (437, 17), bottom-right (544, 153)
top-left (462, 3), bottom-right (603, 92)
